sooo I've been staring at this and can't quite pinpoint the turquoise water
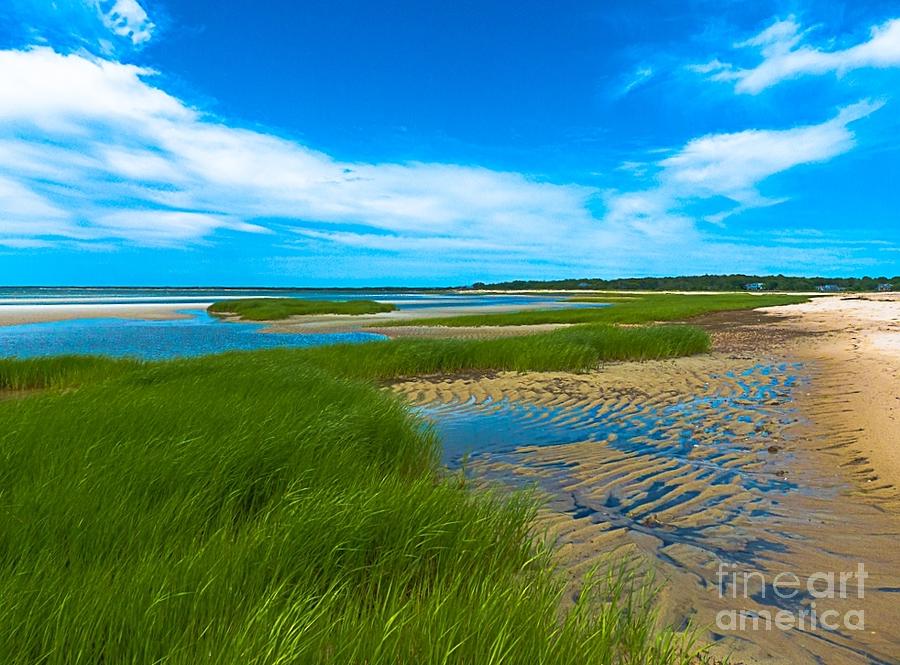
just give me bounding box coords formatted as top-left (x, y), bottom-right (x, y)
top-left (0, 310), bottom-right (385, 360)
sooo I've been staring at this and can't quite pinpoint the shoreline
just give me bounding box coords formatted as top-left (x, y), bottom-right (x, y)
top-left (0, 299), bottom-right (580, 330)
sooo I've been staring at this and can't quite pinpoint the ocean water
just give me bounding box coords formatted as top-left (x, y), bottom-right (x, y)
top-left (0, 310), bottom-right (385, 360)
top-left (0, 287), bottom-right (581, 309)
top-left (0, 288), bottom-right (596, 360)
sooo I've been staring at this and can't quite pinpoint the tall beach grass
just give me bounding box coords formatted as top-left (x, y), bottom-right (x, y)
top-left (0, 349), bottom-right (709, 664)
top-left (301, 323), bottom-right (709, 379)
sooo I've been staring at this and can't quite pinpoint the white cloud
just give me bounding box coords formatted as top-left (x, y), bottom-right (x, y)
top-left (0, 175), bottom-right (73, 236)
top-left (89, 0), bottom-right (155, 46)
top-left (657, 100), bottom-right (882, 203)
top-left (599, 100), bottom-right (881, 238)
top-left (688, 58), bottom-right (731, 75)
top-left (0, 237), bottom-right (56, 249)
top-left (0, 48), bottom-right (188, 130)
top-left (93, 211), bottom-right (269, 245)
top-left (0, 47), bottom-right (888, 277)
top-left (0, 48), bottom-right (597, 254)
top-left (619, 66), bottom-right (655, 96)
top-left (695, 16), bottom-right (900, 93)
top-left (293, 230), bottom-right (516, 253)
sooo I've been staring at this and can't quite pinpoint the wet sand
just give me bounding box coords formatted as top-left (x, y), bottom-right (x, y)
top-left (0, 303), bottom-right (199, 326)
top-left (391, 295), bottom-right (900, 665)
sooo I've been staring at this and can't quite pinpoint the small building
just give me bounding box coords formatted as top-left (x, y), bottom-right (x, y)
top-left (877, 283), bottom-right (893, 292)
top-left (744, 282), bottom-right (766, 291)
top-left (816, 284), bottom-right (843, 293)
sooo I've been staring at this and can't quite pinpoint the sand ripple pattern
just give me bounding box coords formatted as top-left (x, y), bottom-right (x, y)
top-left (394, 356), bottom-right (900, 665)
top-left (409, 362), bottom-right (808, 565)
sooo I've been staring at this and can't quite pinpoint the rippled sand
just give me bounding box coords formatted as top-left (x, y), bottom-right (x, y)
top-left (392, 300), bottom-right (900, 665)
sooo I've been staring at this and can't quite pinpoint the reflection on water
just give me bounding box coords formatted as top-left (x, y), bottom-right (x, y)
top-left (0, 310), bottom-right (385, 360)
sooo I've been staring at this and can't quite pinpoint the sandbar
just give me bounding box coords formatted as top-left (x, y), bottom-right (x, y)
top-left (0, 303), bottom-right (201, 326)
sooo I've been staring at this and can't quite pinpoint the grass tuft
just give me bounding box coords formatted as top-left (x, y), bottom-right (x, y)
top-left (0, 355), bottom-right (140, 391)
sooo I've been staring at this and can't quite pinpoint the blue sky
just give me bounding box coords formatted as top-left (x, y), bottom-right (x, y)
top-left (0, 0), bottom-right (898, 285)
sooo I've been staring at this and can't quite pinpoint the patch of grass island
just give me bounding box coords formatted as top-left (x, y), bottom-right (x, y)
top-left (208, 297), bottom-right (397, 321)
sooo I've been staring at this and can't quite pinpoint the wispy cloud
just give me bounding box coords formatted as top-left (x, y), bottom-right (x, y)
top-left (658, 100), bottom-right (881, 203)
top-left (0, 48), bottom-right (597, 254)
top-left (600, 99), bottom-right (881, 233)
top-left (619, 65), bottom-right (655, 96)
top-left (693, 16), bottom-right (900, 93)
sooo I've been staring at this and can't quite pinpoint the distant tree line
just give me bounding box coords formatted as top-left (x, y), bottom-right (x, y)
top-left (469, 274), bottom-right (898, 292)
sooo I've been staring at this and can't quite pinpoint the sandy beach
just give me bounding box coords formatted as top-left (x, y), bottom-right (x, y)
top-left (697, 294), bottom-right (900, 493)
top-left (768, 295), bottom-right (900, 487)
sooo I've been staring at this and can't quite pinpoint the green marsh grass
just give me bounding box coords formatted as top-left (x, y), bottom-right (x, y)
top-left (0, 355), bottom-right (139, 391)
top-left (390, 292), bottom-right (810, 327)
top-left (208, 297), bottom-right (397, 321)
top-left (300, 323), bottom-right (709, 379)
top-left (0, 331), bottom-right (711, 664)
